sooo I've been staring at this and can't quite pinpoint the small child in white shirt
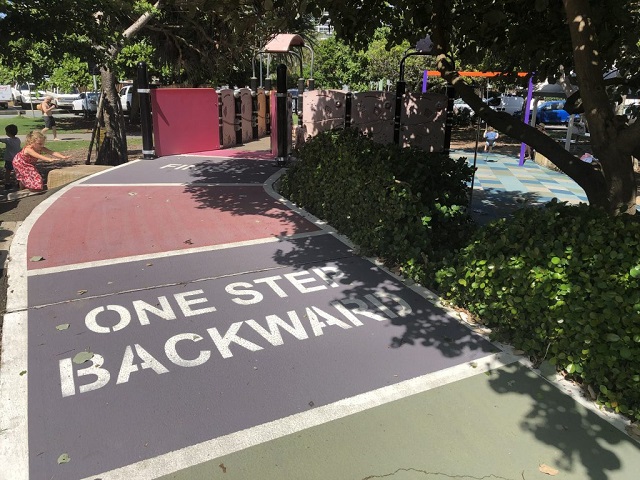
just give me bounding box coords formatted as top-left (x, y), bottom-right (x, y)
top-left (483, 126), bottom-right (499, 153)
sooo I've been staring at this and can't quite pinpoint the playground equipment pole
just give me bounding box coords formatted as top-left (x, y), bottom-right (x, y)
top-left (443, 82), bottom-right (455, 154)
top-left (276, 63), bottom-right (288, 166)
top-left (137, 62), bottom-right (155, 159)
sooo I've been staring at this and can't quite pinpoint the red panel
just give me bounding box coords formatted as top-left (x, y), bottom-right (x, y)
top-left (151, 89), bottom-right (220, 156)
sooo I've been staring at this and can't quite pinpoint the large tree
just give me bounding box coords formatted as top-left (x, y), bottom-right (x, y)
top-left (316, 0), bottom-right (640, 215)
top-left (0, 0), bottom-right (317, 165)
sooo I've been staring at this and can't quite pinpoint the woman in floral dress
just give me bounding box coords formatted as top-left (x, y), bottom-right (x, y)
top-left (12, 130), bottom-right (70, 191)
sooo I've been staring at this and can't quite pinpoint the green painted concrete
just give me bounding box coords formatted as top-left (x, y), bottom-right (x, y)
top-left (161, 362), bottom-right (640, 480)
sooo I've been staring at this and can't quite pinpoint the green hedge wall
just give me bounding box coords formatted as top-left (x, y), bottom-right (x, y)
top-left (436, 201), bottom-right (640, 419)
top-left (278, 128), bottom-right (475, 277)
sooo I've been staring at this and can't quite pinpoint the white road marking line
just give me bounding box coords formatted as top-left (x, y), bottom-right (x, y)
top-left (81, 352), bottom-right (516, 480)
top-left (26, 230), bottom-right (331, 278)
top-left (73, 183), bottom-right (267, 187)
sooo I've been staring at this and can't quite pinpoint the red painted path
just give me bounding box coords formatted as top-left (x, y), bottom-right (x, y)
top-left (26, 151), bottom-right (320, 270)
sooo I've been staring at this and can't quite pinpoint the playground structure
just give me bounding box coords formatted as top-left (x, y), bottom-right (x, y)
top-left (144, 84), bottom-right (449, 157)
top-left (141, 70), bottom-right (585, 162)
top-left (135, 34), bottom-right (454, 158)
top-left (136, 33), bottom-right (451, 157)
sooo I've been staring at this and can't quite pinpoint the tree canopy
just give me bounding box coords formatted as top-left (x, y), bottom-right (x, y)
top-left (0, 0), bottom-right (318, 164)
top-left (317, 0), bottom-right (640, 214)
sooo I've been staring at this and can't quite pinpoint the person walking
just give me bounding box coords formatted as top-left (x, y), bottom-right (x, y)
top-left (40, 95), bottom-right (59, 140)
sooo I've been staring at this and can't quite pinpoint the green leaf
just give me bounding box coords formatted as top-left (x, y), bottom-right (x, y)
top-left (57, 453), bottom-right (70, 464)
top-left (606, 333), bottom-right (621, 342)
top-left (72, 351), bottom-right (94, 364)
top-left (566, 363), bottom-right (576, 374)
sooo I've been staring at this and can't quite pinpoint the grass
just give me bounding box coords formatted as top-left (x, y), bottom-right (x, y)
top-left (0, 113), bottom-right (95, 134)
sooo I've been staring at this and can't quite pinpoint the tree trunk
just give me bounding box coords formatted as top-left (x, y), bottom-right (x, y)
top-left (563, 0), bottom-right (637, 215)
top-left (96, 69), bottom-right (128, 166)
top-left (430, 0), bottom-right (639, 216)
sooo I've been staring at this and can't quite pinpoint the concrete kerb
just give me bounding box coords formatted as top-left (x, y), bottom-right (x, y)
top-left (47, 164), bottom-right (112, 190)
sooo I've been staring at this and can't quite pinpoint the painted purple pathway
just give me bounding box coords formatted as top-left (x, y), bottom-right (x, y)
top-left (28, 235), bottom-right (496, 479)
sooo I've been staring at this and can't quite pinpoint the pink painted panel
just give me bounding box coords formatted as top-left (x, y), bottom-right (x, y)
top-left (239, 88), bottom-right (253, 143)
top-left (402, 93), bottom-right (447, 152)
top-left (219, 88), bottom-right (237, 147)
top-left (270, 91), bottom-right (278, 156)
top-left (302, 90), bottom-right (346, 138)
top-left (151, 88), bottom-right (219, 156)
top-left (351, 91), bottom-right (395, 145)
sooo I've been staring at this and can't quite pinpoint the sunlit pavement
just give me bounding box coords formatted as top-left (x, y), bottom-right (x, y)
top-left (1, 146), bottom-right (639, 480)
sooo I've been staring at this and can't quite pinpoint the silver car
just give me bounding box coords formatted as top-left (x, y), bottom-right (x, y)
top-left (51, 88), bottom-right (82, 110)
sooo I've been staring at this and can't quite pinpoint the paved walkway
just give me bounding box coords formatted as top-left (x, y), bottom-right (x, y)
top-left (1, 143), bottom-right (639, 480)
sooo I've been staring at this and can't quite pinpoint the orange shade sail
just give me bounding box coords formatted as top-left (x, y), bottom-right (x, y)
top-left (426, 71), bottom-right (528, 77)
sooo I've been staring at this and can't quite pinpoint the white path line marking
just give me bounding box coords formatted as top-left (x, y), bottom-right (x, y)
top-left (26, 230), bottom-right (330, 278)
top-left (0, 162), bottom-right (137, 480)
top-left (74, 183), bottom-right (266, 187)
top-left (81, 352), bottom-right (516, 480)
top-left (180, 154), bottom-right (274, 159)
top-left (25, 249), bottom-right (357, 311)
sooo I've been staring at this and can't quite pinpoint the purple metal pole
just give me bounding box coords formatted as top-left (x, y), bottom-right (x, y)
top-left (422, 70), bottom-right (428, 93)
top-left (519, 75), bottom-right (534, 165)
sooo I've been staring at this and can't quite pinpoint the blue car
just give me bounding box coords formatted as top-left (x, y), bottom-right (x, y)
top-left (536, 100), bottom-right (575, 124)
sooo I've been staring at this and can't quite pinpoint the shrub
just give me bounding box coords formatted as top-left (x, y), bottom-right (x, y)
top-left (278, 128), bottom-right (475, 283)
top-left (436, 201), bottom-right (640, 419)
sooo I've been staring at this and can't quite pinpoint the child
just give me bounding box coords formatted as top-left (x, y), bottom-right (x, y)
top-left (0, 124), bottom-right (20, 190)
top-left (12, 130), bottom-right (70, 192)
top-left (483, 126), bottom-right (499, 152)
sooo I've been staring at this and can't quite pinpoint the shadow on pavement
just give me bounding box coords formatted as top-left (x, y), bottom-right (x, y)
top-left (487, 362), bottom-right (640, 479)
top-left (181, 151), bottom-right (639, 479)
top-left (470, 188), bottom-right (549, 225)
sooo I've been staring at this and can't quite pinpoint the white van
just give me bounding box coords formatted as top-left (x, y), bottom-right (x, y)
top-left (119, 85), bottom-right (133, 112)
top-left (486, 95), bottom-right (525, 116)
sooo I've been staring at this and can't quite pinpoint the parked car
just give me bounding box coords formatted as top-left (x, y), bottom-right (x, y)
top-left (72, 91), bottom-right (100, 116)
top-left (454, 95), bottom-right (525, 117)
top-left (536, 100), bottom-right (575, 124)
top-left (486, 95), bottom-right (525, 116)
top-left (11, 82), bottom-right (45, 109)
top-left (50, 87), bottom-right (82, 110)
top-left (453, 98), bottom-right (473, 115)
top-left (0, 85), bottom-right (11, 109)
top-left (119, 85), bottom-right (133, 112)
